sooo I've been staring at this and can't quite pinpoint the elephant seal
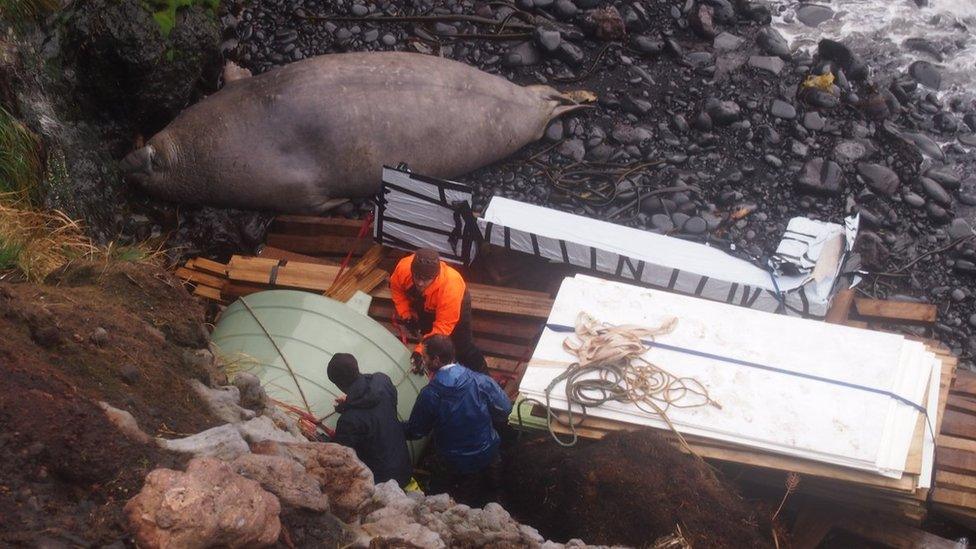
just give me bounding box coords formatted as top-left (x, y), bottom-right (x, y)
top-left (121, 52), bottom-right (590, 214)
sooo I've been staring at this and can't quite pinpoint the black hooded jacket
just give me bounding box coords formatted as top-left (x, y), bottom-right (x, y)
top-left (333, 373), bottom-right (412, 487)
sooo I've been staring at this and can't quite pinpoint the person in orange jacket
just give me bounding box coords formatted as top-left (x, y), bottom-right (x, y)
top-left (390, 248), bottom-right (488, 374)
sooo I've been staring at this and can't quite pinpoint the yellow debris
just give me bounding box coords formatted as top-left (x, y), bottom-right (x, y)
top-left (802, 72), bottom-right (835, 92)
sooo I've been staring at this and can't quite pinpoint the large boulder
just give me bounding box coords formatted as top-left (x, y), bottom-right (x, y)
top-left (124, 457), bottom-right (281, 549)
top-left (61, 0), bottom-right (221, 135)
top-left (252, 441), bottom-right (375, 522)
top-left (231, 453), bottom-right (330, 512)
top-left (156, 423), bottom-right (250, 461)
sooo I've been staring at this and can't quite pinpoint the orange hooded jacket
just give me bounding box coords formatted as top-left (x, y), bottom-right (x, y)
top-left (390, 254), bottom-right (467, 354)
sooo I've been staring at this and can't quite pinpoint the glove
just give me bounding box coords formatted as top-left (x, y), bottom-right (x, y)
top-left (410, 351), bottom-right (425, 375)
top-left (403, 317), bottom-right (421, 338)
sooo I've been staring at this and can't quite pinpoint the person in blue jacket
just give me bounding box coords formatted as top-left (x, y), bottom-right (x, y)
top-left (404, 334), bottom-right (512, 506)
top-left (327, 353), bottom-right (413, 487)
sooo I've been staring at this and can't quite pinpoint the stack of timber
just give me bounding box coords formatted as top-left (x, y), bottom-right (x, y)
top-left (931, 368), bottom-right (976, 529)
top-left (514, 278), bottom-right (954, 524)
top-left (176, 216), bottom-right (554, 399)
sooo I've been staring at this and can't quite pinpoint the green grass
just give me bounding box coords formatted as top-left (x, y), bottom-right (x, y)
top-left (0, 0), bottom-right (59, 26)
top-left (145, 0), bottom-right (220, 37)
top-left (0, 106), bottom-right (43, 203)
top-left (0, 238), bottom-right (24, 271)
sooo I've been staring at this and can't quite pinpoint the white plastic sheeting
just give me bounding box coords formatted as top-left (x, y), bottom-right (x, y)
top-left (373, 166), bottom-right (478, 264)
top-left (481, 197), bottom-right (853, 318)
top-left (519, 275), bottom-right (939, 483)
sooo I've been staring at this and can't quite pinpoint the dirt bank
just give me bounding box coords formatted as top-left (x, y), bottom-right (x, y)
top-left (504, 429), bottom-right (775, 548)
top-left (0, 261), bottom-right (219, 546)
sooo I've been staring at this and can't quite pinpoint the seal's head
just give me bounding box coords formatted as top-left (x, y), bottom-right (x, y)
top-left (120, 133), bottom-right (185, 201)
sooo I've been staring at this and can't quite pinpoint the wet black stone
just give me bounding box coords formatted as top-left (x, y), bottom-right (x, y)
top-left (535, 28), bottom-right (562, 52)
top-left (796, 4), bottom-right (834, 27)
top-left (633, 35), bottom-right (664, 55)
top-left (927, 169), bottom-right (961, 190)
top-left (713, 32), bottom-right (744, 52)
top-left (770, 99), bottom-right (796, 119)
top-left (909, 60), bottom-right (941, 90)
top-left (554, 0), bottom-right (578, 18)
top-left (504, 41), bottom-right (542, 67)
top-left (960, 134), bottom-right (976, 147)
top-left (757, 27), bottom-right (790, 58)
top-left (817, 39), bottom-right (867, 80)
top-left (683, 216), bottom-right (708, 234)
top-left (919, 177), bottom-right (953, 207)
top-left (857, 162), bottom-right (900, 196)
top-left (705, 99), bottom-right (741, 126)
top-left (927, 202), bottom-right (951, 223)
top-left (556, 42), bottom-right (585, 66)
top-left (949, 218), bottom-right (975, 240)
top-left (749, 55), bottom-right (785, 75)
top-left (803, 112), bottom-right (825, 131)
top-left (695, 112), bottom-right (714, 131)
top-left (902, 132), bottom-right (946, 161)
top-left (797, 158), bottom-right (843, 195)
top-left (803, 89), bottom-right (840, 109)
top-left (903, 192), bottom-right (926, 208)
top-left (350, 4), bottom-right (368, 16)
top-left (934, 112), bottom-right (959, 134)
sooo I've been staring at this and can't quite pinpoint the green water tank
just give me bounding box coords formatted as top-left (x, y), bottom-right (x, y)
top-left (210, 290), bottom-right (428, 460)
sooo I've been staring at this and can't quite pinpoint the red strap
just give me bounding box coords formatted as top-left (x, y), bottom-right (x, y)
top-left (328, 212), bottom-right (374, 293)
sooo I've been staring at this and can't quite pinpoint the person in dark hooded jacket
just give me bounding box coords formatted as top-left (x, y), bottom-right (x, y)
top-left (328, 353), bottom-right (413, 487)
top-left (403, 335), bottom-right (512, 506)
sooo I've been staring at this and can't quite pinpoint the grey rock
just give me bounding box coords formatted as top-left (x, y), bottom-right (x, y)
top-left (927, 202), bottom-right (951, 222)
top-left (556, 42), bottom-right (585, 66)
top-left (156, 424), bottom-right (250, 461)
top-left (351, 4), bottom-right (369, 16)
top-left (757, 27), bottom-right (790, 58)
top-left (919, 176), bottom-right (953, 207)
top-left (651, 214), bottom-right (675, 231)
top-left (381, 33), bottom-right (397, 47)
top-left (90, 327), bottom-right (109, 346)
top-left (833, 141), bottom-right (868, 164)
top-left (857, 163), bottom-right (900, 196)
top-left (713, 32), bottom-right (745, 52)
top-left (903, 191), bottom-right (926, 208)
top-left (749, 55), bottom-right (785, 75)
top-left (818, 39), bottom-right (868, 80)
top-left (504, 42), bottom-right (542, 67)
top-left (558, 139), bottom-right (585, 161)
top-left (694, 112), bottom-right (713, 131)
top-left (545, 120), bottom-right (564, 142)
top-left (902, 132), bottom-right (945, 161)
top-left (803, 112), bottom-right (826, 131)
top-left (633, 35), bottom-right (664, 55)
top-left (770, 99), bottom-right (796, 119)
top-left (926, 168), bottom-right (961, 190)
top-left (952, 288), bottom-right (967, 302)
top-left (765, 154), bottom-right (783, 168)
top-left (683, 216), bottom-right (708, 235)
top-left (798, 158), bottom-right (843, 195)
top-left (803, 89), bottom-right (840, 109)
top-left (554, 0), bottom-right (578, 18)
top-left (690, 4), bottom-right (717, 39)
top-left (705, 99), bottom-right (741, 126)
top-left (672, 212), bottom-right (691, 228)
top-left (960, 134), bottom-right (976, 147)
top-left (909, 60), bottom-right (941, 90)
top-left (948, 218), bottom-right (975, 240)
top-left (970, 314), bottom-right (976, 328)
top-left (796, 4), bottom-right (834, 27)
top-left (702, 0), bottom-right (736, 22)
top-left (535, 28), bottom-right (562, 52)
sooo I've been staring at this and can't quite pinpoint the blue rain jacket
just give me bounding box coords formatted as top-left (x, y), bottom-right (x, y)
top-left (404, 364), bottom-right (512, 474)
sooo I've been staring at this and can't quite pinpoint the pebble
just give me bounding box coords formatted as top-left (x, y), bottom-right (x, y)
top-left (903, 192), bottom-right (926, 208)
top-left (554, 0), bottom-right (578, 18)
top-left (764, 154), bottom-right (783, 168)
top-left (713, 32), bottom-right (744, 52)
top-left (651, 214), bottom-right (675, 231)
top-left (902, 132), bottom-right (946, 161)
top-left (949, 218), bottom-right (975, 239)
top-left (545, 120), bottom-right (564, 142)
top-left (535, 29), bottom-right (562, 53)
top-left (633, 35), bottom-right (664, 55)
top-left (833, 140), bottom-right (868, 164)
top-left (957, 260), bottom-right (976, 274)
top-left (683, 216), bottom-right (708, 234)
top-left (951, 289), bottom-right (967, 302)
top-left (705, 99), bottom-right (741, 126)
top-left (757, 27), bottom-right (790, 58)
top-left (363, 29), bottom-right (379, 43)
top-left (504, 42), bottom-right (542, 67)
top-left (558, 139), bottom-right (585, 161)
top-left (908, 60), bottom-right (942, 90)
top-left (926, 168), bottom-right (961, 190)
top-left (694, 112), bottom-right (713, 131)
top-left (803, 112), bottom-right (826, 131)
top-left (381, 33), bottom-right (397, 47)
top-left (350, 4), bottom-right (368, 16)
top-left (857, 162), bottom-right (900, 196)
top-left (770, 99), bottom-right (796, 119)
top-left (969, 314), bottom-right (976, 328)
top-left (919, 177), bottom-right (953, 207)
top-left (797, 158), bottom-right (843, 195)
top-left (90, 327), bottom-right (109, 347)
top-left (749, 55), bottom-right (785, 75)
top-left (556, 42), bottom-right (585, 66)
top-left (796, 4), bottom-right (834, 27)
top-left (818, 39), bottom-right (868, 80)
top-left (959, 134), bottom-right (976, 147)
top-left (672, 212), bottom-right (691, 228)
top-left (803, 89), bottom-right (840, 109)
top-left (927, 202), bottom-right (951, 223)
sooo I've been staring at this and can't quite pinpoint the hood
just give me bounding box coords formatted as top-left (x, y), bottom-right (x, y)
top-left (341, 374), bottom-right (385, 410)
top-left (430, 364), bottom-right (474, 395)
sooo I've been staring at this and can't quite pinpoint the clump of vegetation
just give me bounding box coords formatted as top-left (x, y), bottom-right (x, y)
top-left (0, 200), bottom-right (95, 281)
top-left (144, 0), bottom-right (220, 37)
top-left (0, 106), bottom-right (43, 203)
top-left (0, 0), bottom-right (59, 26)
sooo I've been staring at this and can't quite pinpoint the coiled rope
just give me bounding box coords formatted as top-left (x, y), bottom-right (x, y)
top-left (537, 312), bottom-right (720, 452)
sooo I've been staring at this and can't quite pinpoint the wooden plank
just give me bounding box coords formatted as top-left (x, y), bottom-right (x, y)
top-left (833, 516), bottom-right (958, 548)
top-left (853, 298), bottom-right (937, 324)
top-left (191, 257), bottom-right (228, 276)
top-left (951, 370), bottom-right (976, 398)
top-left (939, 409), bottom-right (976, 441)
top-left (936, 470), bottom-right (976, 492)
top-left (258, 245), bottom-right (340, 266)
top-left (825, 289), bottom-right (855, 325)
top-left (175, 267), bottom-right (227, 289)
top-left (265, 233), bottom-right (374, 256)
top-left (371, 282), bottom-right (554, 319)
top-left (271, 215), bottom-right (364, 236)
top-left (937, 447), bottom-right (976, 476)
top-left (938, 435), bottom-right (976, 453)
top-left (367, 301), bottom-right (544, 342)
top-left (192, 285), bottom-right (223, 302)
top-left (932, 487), bottom-right (976, 509)
top-left (791, 505), bottom-right (838, 549)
